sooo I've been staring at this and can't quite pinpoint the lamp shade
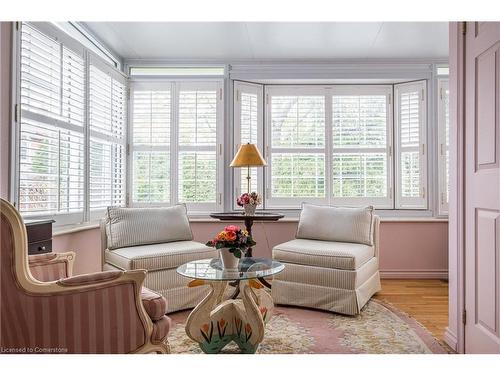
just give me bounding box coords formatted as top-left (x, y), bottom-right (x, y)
top-left (230, 143), bottom-right (267, 167)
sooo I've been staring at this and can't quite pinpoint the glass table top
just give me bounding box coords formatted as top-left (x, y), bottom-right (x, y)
top-left (176, 258), bottom-right (284, 281)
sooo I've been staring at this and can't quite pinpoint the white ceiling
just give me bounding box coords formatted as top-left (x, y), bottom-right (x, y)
top-left (83, 22), bottom-right (449, 61)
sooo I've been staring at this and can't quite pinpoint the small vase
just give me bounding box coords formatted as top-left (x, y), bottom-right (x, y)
top-left (243, 204), bottom-right (256, 216)
top-left (220, 248), bottom-right (239, 269)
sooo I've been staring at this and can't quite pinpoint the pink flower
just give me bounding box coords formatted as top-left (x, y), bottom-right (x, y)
top-left (225, 225), bottom-right (240, 232)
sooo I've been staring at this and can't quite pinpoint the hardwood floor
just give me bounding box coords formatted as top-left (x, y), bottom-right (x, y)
top-left (374, 279), bottom-right (449, 342)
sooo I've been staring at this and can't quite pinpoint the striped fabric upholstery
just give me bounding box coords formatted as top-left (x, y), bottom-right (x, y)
top-left (0, 208), bottom-right (169, 354)
top-left (273, 239), bottom-right (374, 270)
top-left (105, 205), bottom-right (193, 250)
top-left (105, 241), bottom-right (217, 271)
top-left (141, 288), bottom-right (168, 321)
top-left (297, 204), bottom-right (374, 246)
top-left (272, 213), bottom-right (381, 316)
top-left (29, 261), bottom-right (68, 282)
top-left (105, 263), bottom-right (210, 313)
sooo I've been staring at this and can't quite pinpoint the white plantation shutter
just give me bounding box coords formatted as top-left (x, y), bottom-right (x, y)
top-left (438, 79), bottom-right (450, 214)
top-left (88, 58), bottom-right (127, 215)
top-left (130, 83), bottom-right (171, 204)
top-left (331, 86), bottom-right (393, 208)
top-left (177, 82), bottom-right (222, 211)
top-left (266, 87), bottom-right (326, 208)
top-left (18, 23), bottom-right (85, 223)
top-left (233, 81), bottom-right (263, 201)
top-left (395, 81), bottom-right (427, 209)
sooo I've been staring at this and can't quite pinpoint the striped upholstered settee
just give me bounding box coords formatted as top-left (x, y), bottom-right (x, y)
top-left (101, 205), bottom-right (218, 313)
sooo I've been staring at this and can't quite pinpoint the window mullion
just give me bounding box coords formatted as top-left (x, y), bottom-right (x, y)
top-left (171, 82), bottom-right (179, 205)
top-left (325, 90), bottom-right (333, 205)
top-left (83, 50), bottom-right (90, 223)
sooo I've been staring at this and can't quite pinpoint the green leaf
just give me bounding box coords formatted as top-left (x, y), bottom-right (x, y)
top-left (233, 249), bottom-right (242, 258)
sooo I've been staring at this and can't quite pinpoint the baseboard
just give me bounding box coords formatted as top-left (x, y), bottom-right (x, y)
top-left (380, 269), bottom-right (448, 279)
top-left (443, 328), bottom-right (458, 352)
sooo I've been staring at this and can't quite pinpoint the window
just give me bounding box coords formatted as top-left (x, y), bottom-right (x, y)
top-left (331, 86), bottom-right (393, 208)
top-left (261, 85), bottom-right (393, 209)
top-left (265, 86), bottom-right (326, 208)
top-left (130, 81), bottom-right (223, 213)
top-left (394, 81), bottom-right (427, 209)
top-left (88, 58), bottom-right (127, 219)
top-left (233, 81), bottom-right (264, 201)
top-left (16, 22), bottom-right (127, 225)
top-left (438, 78), bottom-right (449, 214)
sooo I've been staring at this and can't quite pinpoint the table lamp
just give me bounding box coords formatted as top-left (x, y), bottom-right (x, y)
top-left (230, 143), bottom-right (267, 193)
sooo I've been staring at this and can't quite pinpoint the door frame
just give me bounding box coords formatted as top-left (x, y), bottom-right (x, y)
top-left (445, 21), bottom-right (466, 353)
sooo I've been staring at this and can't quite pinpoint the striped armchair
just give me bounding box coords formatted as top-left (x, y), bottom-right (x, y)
top-left (0, 198), bottom-right (171, 354)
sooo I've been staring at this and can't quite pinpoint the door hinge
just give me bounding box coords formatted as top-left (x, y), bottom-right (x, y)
top-left (388, 94), bottom-right (391, 105)
top-left (440, 87), bottom-right (443, 100)
top-left (218, 193), bottom-right (222, 205)
top-left (421, 89), bottom-right (425, 100)
top-left (422, 143), bottom-right (425, 155)
top-left (462, 310), bottom-right (467, 325)
top-left (15, 22), bottom-right (20, 31)
top-left (388, 145), bottom-right (392, 157)
top-left (218, 144), bottom-right (222, 156)
top-left (441, 192), bottom-right (445, 205)
top-left (127, 87), bottom-right (131, 100)
top-left (126, 144), bottom-right (130, 156)
top-left (461, 22), bottom-right (467, 36)
top-left (126, 193), bottom-right (130, 206)
top-left (219, 88), bottom-right (223, 101)
top-left (236, 90), bottom-right (240, 102)
top-left (14, 103), bottom-right (19, 123)
top-left (266, 94), bottom-right (269, 105)
top-left (422, 186), bottom-right (426, 199)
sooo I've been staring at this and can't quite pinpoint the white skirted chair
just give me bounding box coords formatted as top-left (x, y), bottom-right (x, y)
top-left (271, 204), bottom-right (381, 315)
top-left (101, 204), bottom-right (218, 313)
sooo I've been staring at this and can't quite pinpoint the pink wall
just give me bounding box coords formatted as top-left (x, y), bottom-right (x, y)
top-left (0, 22), bottom-right (12, 200)
top-left (54, 220), bottom-right (448, 278)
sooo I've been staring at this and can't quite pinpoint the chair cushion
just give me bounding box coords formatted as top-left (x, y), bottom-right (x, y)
top-left (151, 315), bottom-right (171, 344)
top-left (105, 241), bottom-right (218, 271)
top-left (273, 239), bottom-right (374, 270)
top-left (141, 287), bottom-right (167, 321)
top-left (105, 205), bottom-right (193, 250)
top-left (296, 204), bottom-right (374, 246)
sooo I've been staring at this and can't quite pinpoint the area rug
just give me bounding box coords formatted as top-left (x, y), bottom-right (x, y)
top-left (167, 299), bottom-right (449, 354)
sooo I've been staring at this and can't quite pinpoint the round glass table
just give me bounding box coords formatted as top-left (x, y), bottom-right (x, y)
top-left (176, 258), bottom-right (284, 354)
top-left (177, 257), bottom-right (284, 281)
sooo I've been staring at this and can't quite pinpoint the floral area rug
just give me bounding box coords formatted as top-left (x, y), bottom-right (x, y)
top-left (167, 299), bottom-right (450, 354)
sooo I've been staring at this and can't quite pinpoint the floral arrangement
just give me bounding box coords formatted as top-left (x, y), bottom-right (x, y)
top-left (205, 225), bottom-right (256, 258)
top-left (236, 192), bottom-right (262, 207)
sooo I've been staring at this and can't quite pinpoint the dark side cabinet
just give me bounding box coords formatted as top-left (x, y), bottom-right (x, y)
top-left (25, 219), bottom-right (55, 255)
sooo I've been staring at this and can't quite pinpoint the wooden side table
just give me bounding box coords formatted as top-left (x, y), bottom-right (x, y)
top-left (209, 212), bottom-right (284, 296)
top-left (209, 212), bottom-right (284, 257)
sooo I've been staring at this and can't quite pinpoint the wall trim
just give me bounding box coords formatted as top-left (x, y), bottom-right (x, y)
top-left (380, 269), bottom-right (448, 279)
top-left (444, 328), bottom-right (458, 352)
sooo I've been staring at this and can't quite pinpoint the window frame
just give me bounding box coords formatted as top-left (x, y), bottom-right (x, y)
top-left (262, 84), bottom-right (395, 210)
top-left (394, 80), bottom-right (428, 209)
top-left (437, 78), bottom-right (449, 215)
top-left (12, 22), bottom-right (128, 227)
top-left (264, 85), bottom-right (329, 209)
top-left (330, 85), bottom-right (394, 208)
top-left (232, 80), bottom-right (264, 207)
top-left (128, 79), bottom-right (224, 214)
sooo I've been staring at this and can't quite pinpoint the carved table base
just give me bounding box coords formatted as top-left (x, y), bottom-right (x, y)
top-left (185, 279), bottom-right (273, 354)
